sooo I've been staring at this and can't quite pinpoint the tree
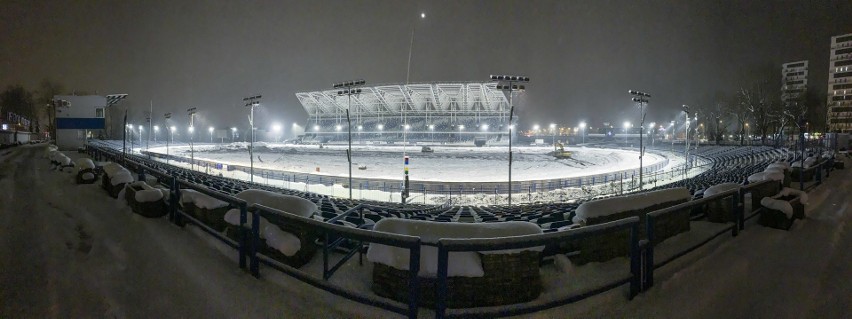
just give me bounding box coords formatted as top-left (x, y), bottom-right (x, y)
top-left (724, 93), bottom-right (750, 145)
top-left (0, 85), bottom-right (35, 123)
top-left (34, 79), bottom-right (64, 134)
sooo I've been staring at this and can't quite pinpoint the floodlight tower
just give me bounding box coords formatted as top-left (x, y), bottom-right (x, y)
top-left (682, 105), bottom-right (692, 179)
top-left (187, 107), bottom-right (197, 171)
top-left (579, 122), bottom-right (587, 144)
top-left (243, 95), bottom-right (262, 183)
top-left (334, 79), bottom-right (366, 200)
top-left (629, 90), bottom-right (650, 190)
top-left (153, 125), bottom-right (159, 143)
top-left (165, 112), bottom-right (173, 159)
top-left (489, 74), bottom-right (530, 207)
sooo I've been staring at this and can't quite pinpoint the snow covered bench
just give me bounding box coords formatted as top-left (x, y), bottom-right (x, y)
top-left (367, 219), bottom-right (543, 308)
top-left (180, 189), bottom-right (230, 231)
top-left (74, 158), bottom-right (98, 184)
top-left (124, 181), bottom-right (169, 218)
top-left (758, 188), bottom-right (808, 230)
top-left (223, 189), bottom-right (319, 268)
top-left (766, 162), bottom-right (791, 187)
top-left (101, 163), bottom-right (134, 198)
top-left (790, 157), bottom-right (818, 182)
top-left (569, 188), bottom-right (691, 264)
top-left (702, 183), bottom-right (741, 223)
top-left (746, 171), bottom-right (783, 212)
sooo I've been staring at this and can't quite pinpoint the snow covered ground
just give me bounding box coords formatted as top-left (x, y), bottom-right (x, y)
top-left (2, 144), bottom-right (847, 318)
top-left (121, 141), bottom-right (697, 205)
top-left (148, 143), bottom-right (666, 183)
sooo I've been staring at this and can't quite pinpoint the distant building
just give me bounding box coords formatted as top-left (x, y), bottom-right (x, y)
top-left (827, 33), bottom-right (852, 133)
top-left (53, 94), bottom-right (127, 150)
top-left (781, 60), bottom-right (807, 106)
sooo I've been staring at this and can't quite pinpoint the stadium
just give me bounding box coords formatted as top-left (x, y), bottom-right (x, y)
top-left (296, 82), bottom-right (514, 145)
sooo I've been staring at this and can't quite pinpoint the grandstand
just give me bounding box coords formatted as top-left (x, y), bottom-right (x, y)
top-left (295, 82), bottom-right (514, 144)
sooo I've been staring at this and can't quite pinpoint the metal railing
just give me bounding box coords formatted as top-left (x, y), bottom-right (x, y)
top-left (80, 141), bottom-right (837, 318)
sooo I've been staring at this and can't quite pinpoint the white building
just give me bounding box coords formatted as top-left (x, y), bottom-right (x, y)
top-left (828, 33), bottom-right (852, 133)
top-left (781, 60), bottom-right (807, 105)
top-left (53, 94), bottom-right (127, 150)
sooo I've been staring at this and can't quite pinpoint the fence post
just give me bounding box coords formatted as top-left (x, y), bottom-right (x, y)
top-left (730, 194), bottom-right (739, 236)
top-left (630, 221), bottom-right (641, 299)
top-left (169, 174), bottom-right (178, 223)
top-left (138, 167), bottom-right (146, 183)
top-left (250, 208), bottom-right (260, 277)
top-left (435, 242), bottom-right (449, 319)
top-left (238, 202), bottom-right (247, 270)
top-left (407, 243), bottom-right (421, 319)
top-left (644, 215), bottom-right (655, 291)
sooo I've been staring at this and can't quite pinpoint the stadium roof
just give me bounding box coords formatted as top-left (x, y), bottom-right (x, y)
top-left (296, 82), bottom-right (511, 117)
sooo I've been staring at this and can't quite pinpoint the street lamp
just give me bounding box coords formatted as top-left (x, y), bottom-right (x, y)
top-left (187, 107), bottom-right (197, 171)
top-left (231, 127), bottom-right (238, 142)
top-left (153, 125), bottom-right (159, 143)
top-left (490, 74), bottom-right (530, 207)
top-left (334, 79), bottom-right (365, 200)
top-left (272, 123), bottom-right (282, 142)
top-left (243, 95), bottom-right (262, 183)
top-left (209, 126), bottom-right (215, 143)
top-left (682, 105), bottom-right (692, 180)
top-left (138, 125), bottom-right (143, 147)
top-left (629, 90), bottom-right (650, 190)
top-left (579, 122), bottom-right (587, 144)
top-left (550, 123), bottom-right (557, 152)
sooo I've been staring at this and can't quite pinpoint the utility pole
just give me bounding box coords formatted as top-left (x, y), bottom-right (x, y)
top-left (629, 90), bottom-right (650, 190)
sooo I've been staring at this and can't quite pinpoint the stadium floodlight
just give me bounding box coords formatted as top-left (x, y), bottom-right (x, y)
top-left (243, 94), bottom-right (263, 183)
top-left (533, 124), bottom-right (540, 131)
top-left (378, 124), bottom-right (383, 130)
top-left (334, 79), bottom-right (366, 200)
top-left (336, 124), bottom-right (342, 131)
top-left (459, 125), bottom-right (465, 130)
top-left (550, 123), bottom-right (557, 152)
top-left (682, 105), bottom-right (692, 180)
top-left (579, 122), bottom-right (587, 144)
top-left (231, 127), bottom-right (238, 142)
top-left (404, 124), bottom-right (410, 130)
top-left (428, 124), bottom-right (434, 130)
top-left (153, 125), bottom-right (159, 143)
top-left (490, 74), bottom-right (530, 207)
top-left (481, 124), bottom-right (489, 131)
top-left (623, 121), bottom-right (631, 129)
top-left (629, 90), bottom-right (651, 190)
top-left (357, 125), bottom-right (363, 130)
top-left (314, 125), bottom-right (320, 131)
top-left (209, 126), bottom-right (215, 143)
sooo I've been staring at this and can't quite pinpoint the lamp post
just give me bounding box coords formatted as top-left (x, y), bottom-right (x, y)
top-left (550, 123), bottom-right (557, 152)
top-left (682, 105), bottom-right (692, 180)
top-left (187, 108), bottom-right (197, 171)
top-left (138, 125), bottom-right (143, 148)
top-left (127, 124), bottom-right (134, 153)
top-left (209, 126), bottom-right (214, 143)
top-left (231, 127), bottom-right (238, 143)
top-left (153, 125), bottom-right (159, 143)
top-left (579, 122), bottom-right (586, 144)
top-left (490, 74), bottom-right (529, 207)
top-left (629, 90), bottom-right (650, 190)
top-left (334, 79), bottom-right (366, 200)
top-left (670, 121), bottom-right (675, 152)
top-left (243, 95), bottom-right (262, 183)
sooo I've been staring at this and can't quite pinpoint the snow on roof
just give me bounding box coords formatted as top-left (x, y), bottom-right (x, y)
top-left (760, 197), bottom-right (793, 218)
top-left (704, 183), bottom-right (741, 197)
top-left (222, 209), bottom-right (301, 257)
top-left (748, 171), bottom-right (783, 183)
top-left (135, 189), bottom-right (164, 203)
top-left (573, 187), bottom-right (691, 223)
top-left (110, 170), bottom-right (133, 185)
top-left (366, 219), bottom-right (543, 278)
top-left (777, 187), bottom-right (808, 205)
top-left (767, 162), bottom-right (789, 171)
top-left (180, 189), bottom-right (229, 209)
top-left (75, 158), bottom-right (95, 170)
top-left (235, 189), bottom-right (317, 218)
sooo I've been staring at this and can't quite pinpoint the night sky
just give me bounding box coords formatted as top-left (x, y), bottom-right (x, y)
top-left (2, 0), bottom-right (852, 137)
